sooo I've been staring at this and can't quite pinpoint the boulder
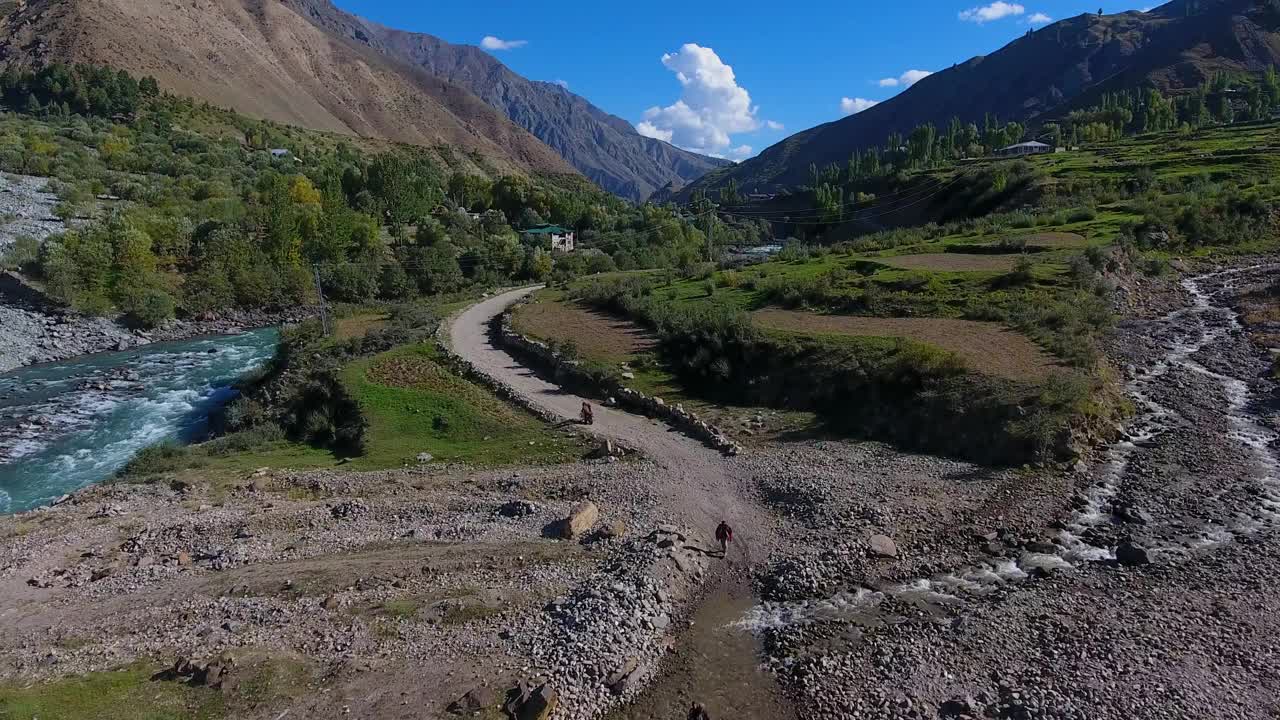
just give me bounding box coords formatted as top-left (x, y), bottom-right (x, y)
top-left (518, 683), bottom-right (557, 720)
top-left (416, 452), bottom-right (434, 463)
top-left (602, 520), bottom-right (628, 539)
top-left (498, 500), bottom-right (540, 518)
top-left (504, 681), bottom-right (558, 720)
top-left (1114, 504), bottom-right (1152, 525)
top-left (176, 551), bottom-right (192, 567)
top-left (606, 657), bottom-right (640, 695)
top-left (868, 534), bottom-right (898, 559)
top-left (1115, 540), bottom-right (1150, 566)
top-left (560, 501), bottom-right (599, 539)
top-left (446, 687), bottom-right (489, 716)
top-left (939, 696), bottom-right (979, 717)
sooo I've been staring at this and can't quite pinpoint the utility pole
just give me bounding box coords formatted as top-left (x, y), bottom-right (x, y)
top-left (313, 264), bottom-right (330, 336)
top-left (702, 202), bottom-right (719, 263)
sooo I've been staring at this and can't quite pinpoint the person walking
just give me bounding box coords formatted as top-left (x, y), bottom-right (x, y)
top-left (687, 701), bottom-right (711, 720)
top-left (714, 520), bottom-right (733, 556)
top-left (580, 401), bottom-right (594, 425)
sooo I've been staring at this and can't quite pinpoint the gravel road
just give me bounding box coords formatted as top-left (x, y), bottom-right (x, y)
top-left (451, 287), bottom-right (795, 719)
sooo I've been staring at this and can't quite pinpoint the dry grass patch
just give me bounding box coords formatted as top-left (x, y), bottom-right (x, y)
top-left (334, 313), bottom-right (389, 341)
top-left (753, 309), bottom-right (1060, 382)
top-left (514, 298), bottom-right (656, 363)
top-left (1013, 231), bottom-right (1089, 248)
top-left (878, 253), bottom-right (1024, 272)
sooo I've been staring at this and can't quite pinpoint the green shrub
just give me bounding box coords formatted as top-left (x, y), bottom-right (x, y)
top-left (0, 234), bottom-right (39, 270)
top-left (1065, 206), bottom-right (1097, 223)
top-left (120, 287), bottom-right (175, 329)
top-left (116, 442), bottom-right (204, 479)
top-left (717, 270), bottom-right (742, 288)
top-left (203, 424), bottom-right (285, 456)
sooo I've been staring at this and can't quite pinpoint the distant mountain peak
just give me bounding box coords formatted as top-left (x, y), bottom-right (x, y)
top-left (681, 0), bottom-right (1280, 196)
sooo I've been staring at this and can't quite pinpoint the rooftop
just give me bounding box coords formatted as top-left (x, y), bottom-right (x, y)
top-left (521, 224), bottom-right (573, 235)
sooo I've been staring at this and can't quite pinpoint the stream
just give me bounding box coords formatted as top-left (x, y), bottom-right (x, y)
top-left (0, 329), bottom-right (278, 514)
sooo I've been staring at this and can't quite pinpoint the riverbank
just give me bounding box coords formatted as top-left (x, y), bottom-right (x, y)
top-left (0, 329), bottom-right (280, 513)
top-left (0, 302), bottom-right (315, 374)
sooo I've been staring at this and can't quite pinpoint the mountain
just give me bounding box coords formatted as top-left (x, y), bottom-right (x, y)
top-left (283, 0), bottom-right (731, 202)
top-left (682, 0), bottom-right (1280, 195)
top-left (0, 0), bottom-right (576, 176)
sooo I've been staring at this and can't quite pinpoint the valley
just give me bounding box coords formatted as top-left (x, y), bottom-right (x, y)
top-left (1, 0), bottom-right (1280, 718)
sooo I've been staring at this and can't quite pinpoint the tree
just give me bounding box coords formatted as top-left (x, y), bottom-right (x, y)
top-left (403, 243), bottom-right (464, 295)
top-left (378, 261), bottom-right (415, 300)
top-left (416, 217), bottom-right (450, 247)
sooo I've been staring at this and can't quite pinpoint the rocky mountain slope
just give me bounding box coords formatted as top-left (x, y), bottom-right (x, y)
top-left (0, 0), bottom-right (575, 176)
top-left (283, 0), bottom-right (730, 201)
top-left (682, 0), bottom-right (1280, 194)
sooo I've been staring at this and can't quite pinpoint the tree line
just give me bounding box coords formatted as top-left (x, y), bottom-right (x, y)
top-left (798, 67), bottom-right (1280, 218)
top-left (0, 63), bottom-right (747, 327)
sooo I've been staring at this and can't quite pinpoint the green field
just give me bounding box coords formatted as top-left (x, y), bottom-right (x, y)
top-left (338, 343), bottom-right (579, 467)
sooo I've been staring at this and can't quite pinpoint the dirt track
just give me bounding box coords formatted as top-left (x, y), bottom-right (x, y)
top-left (451, 287), bottom-right (795, 719)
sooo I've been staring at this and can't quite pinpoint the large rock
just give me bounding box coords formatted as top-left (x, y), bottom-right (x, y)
top-left (560, 501), bottom-right (599, 539)
top-left (447, 687), bottom-right (489, 716)
top-left (504, 681), bottom-right (558, 720)
top-left (1116, 540), bottom-right (1151, 566)
top-left (868, 533), bottom-right (898, 558)
top-left (606, 657), bottom-right (640, 695)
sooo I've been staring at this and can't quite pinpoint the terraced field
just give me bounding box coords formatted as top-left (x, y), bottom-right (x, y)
top-left (513, 293), bottom-right (656, 363)
top-left (752, 309), bottom-right (1060, 381)
top-left (876, 253), bottom-right (1026, 272)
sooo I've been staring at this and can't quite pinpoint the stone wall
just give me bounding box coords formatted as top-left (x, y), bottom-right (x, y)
top-left (492, 297), bottom-right (743, 456)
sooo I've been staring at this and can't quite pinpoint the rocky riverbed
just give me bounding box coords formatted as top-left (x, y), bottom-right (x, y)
top-left (737, 259), bottom-right (1280, 719)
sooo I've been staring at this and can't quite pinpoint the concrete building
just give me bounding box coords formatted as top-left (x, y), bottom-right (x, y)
top-left (521, 224), bottom-right (576, 252)
top-left (995, 141), bottom-right (1053, 157)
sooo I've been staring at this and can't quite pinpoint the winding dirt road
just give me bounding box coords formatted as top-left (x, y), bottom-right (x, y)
top-left (450, 287), bottom-right (796, 720)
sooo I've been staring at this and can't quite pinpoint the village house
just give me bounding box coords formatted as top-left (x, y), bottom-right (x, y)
top-left (995, 140), bottom-right (1054, 157)
top-left (521, 224), bottom-right (576, 252)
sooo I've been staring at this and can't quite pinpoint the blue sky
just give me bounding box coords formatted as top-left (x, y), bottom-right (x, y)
top-left (336, 0), bottom-right (1158, 159)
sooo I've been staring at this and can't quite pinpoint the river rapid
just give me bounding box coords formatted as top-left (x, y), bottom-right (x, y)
top-left (0, 329), bottom-right (277, 514)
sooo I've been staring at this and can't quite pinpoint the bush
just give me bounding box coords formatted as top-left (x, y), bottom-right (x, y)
top-left (995, 257), bottom-right (1036, 288)
top-left (116, 442), bottom-right (204, 479)
top-left (279, 365), bottom-right (367, 455)
top-left (203, 424), bottom-right (285, 456)
top-left (717, 270), bottom-right (742, 288)
top-left (0, 234), bottom-right (39, 270)
top-left (1065, 206), bottom-right (1097, 223)
top-left (121, 287), bottom-right (175, 329)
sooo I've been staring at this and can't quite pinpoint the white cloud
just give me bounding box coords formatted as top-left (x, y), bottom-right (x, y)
top-left (480, 36), bottom-right (527, 51)
top-left (634, 44), bottom-right (760, 156)
top-left (840, 97), bottom-right (880, 116)
top-left (1026, 12), bottom-right (1052, 24)
top-left (958, 2), bottom-right (1025, 23)
top-left (553, 79), bottom-right (570, 89)
top-left (727, 144), bottom-right (754, 160)
top-left (766, 120), bottom-right (785, 131)
top-left (877, 69), bottom-right (933, 88)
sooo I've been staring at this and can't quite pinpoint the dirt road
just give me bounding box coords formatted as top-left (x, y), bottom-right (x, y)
top-left (450, 287), bottom-right (796, 720)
